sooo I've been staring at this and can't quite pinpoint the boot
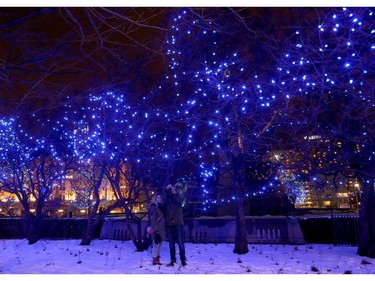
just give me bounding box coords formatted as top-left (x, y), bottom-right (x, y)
top-left (156, 256), bottom-right (161, 265)
top-left (153, 257), bottom-right (159, 265)
top-left (166, 260), bottom-right (176, 267)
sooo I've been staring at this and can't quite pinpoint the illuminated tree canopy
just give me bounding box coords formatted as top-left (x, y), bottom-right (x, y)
top-left (0, 7), bottom-right (374, 256)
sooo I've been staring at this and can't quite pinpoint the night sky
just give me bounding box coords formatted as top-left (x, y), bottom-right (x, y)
top-left (0, 7), bottom-right (174, 116)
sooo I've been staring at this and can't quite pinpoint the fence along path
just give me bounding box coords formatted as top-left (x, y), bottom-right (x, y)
top-left (332, 215), bottom-right (360, 246)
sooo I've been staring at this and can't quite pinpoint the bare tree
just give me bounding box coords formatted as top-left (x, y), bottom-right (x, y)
top-left (269, 7), bottom-right (375, 257)
top-left (0, 117), bottom-right (72, 244)
top-left (159, 7), bottom-right (375, 257)
top-left (62, 91), bottom-right (169, 248)
top-left (0, 7), bottom-right (175, 247)
top-left (157, 7), bottom-right (283, 254)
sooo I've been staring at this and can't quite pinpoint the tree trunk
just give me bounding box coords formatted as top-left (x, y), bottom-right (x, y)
top-left (80, 217), bottom-right (100, 245)
top-left (127, 219), bottom-right (150, 251)
top-left (80, 165), bottom-right (105, 246)
top-left (233, 172), bottom-right (249, 254)
top-left (26, 215), bottom-right (41, 245)
top-left (80, 193), bottom-right (117, 245)
top-left (80, 200), bottom-right (101, 245)
top-left (357, 180), bottom-right (375, 258)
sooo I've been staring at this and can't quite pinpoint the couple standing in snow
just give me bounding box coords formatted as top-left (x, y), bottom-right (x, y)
top-left (147, 184), bottom-right (187, 267)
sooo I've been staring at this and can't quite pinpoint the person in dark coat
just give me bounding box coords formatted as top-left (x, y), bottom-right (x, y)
top-left (164, 184), bottom-right (187, 266)
top-left (147, 193), bottom-right (167, 265)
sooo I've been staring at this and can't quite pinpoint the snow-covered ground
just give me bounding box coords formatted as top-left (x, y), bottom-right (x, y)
top-left (0, 239), bottom-right (374, 278)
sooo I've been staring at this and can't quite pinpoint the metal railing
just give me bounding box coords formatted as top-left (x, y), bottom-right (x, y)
top-left (332, 215), bottom-right (360, 246)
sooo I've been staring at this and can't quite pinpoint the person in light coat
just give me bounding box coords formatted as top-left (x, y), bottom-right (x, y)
top-left (147, 193), bottom-right (167, 265)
